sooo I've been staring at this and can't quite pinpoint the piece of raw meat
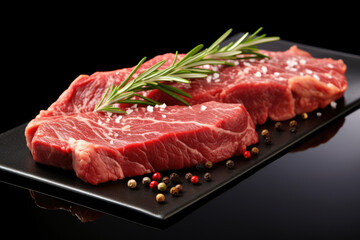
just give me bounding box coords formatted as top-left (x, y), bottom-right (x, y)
top-left (33, 46), bottom-right (347, 125)
top-left (26, 101), bottom-right (258, 185)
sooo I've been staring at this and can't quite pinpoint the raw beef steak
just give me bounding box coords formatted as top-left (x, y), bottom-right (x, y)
top-left (31, 46), bottom-right (347, 125)
top-left (145, 46), bottom-right (348, 124)
top-left (26, 102), bottom-right (258, 185)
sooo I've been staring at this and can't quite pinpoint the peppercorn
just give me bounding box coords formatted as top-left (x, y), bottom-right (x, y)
top-left (162, 176), bottom-right (170, 185)
top-left (204, 172), bottom-right (212, 181)
top-left (190, 175), bottom-right (199, 184)
top-left (289, 120), bottom-right (298, 128)
top-left (274, 121), bottom-right (283, 130)
top-left (261, 129), bottom-right (270, 137)
top-left (156, 193), bottom-right (165, 203)
top-left (195, 163), bottom-right (205, 172)
top-left (170, 187), bottom-right (180, 196)
top-left (142, 176), bottom-right (151, 186)
top-left (301, 112), bottom-right (308, 119)
top-left (185, 172), bottom-right (193, 181)
top-left (152, 172), bottom-right (161, 182)
top-left (149, 180), bottom-right (158, 190)
top-left (264, 136), bottom-right (272, 145)
top-left (289, 126), bottom-right (297, 133)
top-left (251, 147), bottom-right (259, 155)
top-left (205, 161), bottom-right (213, 169)
top-left (127, 179), bottom-right (137, 189)
top-left (175, 184), bottom-right (183, 192)
top-left (169, 172), bottom-right (181, 184)
top-left (243, 150), bottom-right (251, 159)
top-left (226, 159), bottom-right (235, 169)
top-left (157, 182), bottom-right (167, 192)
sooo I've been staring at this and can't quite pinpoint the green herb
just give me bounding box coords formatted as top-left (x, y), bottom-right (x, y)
top-left (95, 27), bottom-right (279, 113)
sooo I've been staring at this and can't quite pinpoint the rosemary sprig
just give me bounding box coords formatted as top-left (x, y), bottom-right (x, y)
top-left (95, 27), bottom-right (279, 113)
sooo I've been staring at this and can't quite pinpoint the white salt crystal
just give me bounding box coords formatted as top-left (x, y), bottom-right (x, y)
top-left (313, 74), bottom-right (320, 80)
top-left (261, 66), bottom-right (268, 74)
top-left (201, 105), bottom-right (207, 111)
top-left (115, 115), bottom-right (122, 123)
top-left (254, 71), bottom-right (262, 77)
top-left (330, 101), bottom-right (337, 109)
top-left (126, 109), bottom-right (133, 114)
top-left (146, 105), bottom-right (154, 112)
top-left (274, 72), bottom-right (280, 77)
top-left (316, 112), bottom-right (322, 117)
top-left (110, 140), bottom-right (114, 144)
top-left (162, 114), bottom-right (167, 118)
top-left (300, 59), bottom-right (307, 65)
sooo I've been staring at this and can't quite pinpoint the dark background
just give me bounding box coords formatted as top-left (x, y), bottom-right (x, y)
top-left (1, 3), bottom-right (360, 239)
top-left (2, 3), bottom-right (358, 133)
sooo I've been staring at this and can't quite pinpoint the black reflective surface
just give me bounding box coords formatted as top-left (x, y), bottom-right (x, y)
top-left (1, 109), bottom-right (359, 239)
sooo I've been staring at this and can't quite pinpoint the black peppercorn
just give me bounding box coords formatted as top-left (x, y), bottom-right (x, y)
top-left (205, 161), bottom-right (213, 169)
top-left (142, 176), bottom-right (151, 186)
top-left (204, 172), bottom-right (212, 181)
top-left (274, 121), bottom-right (283, 130)
top-left (162, 176), bottom-right (170, 185)
top-left (251, 147), bottom-right (259, 155)
top-left (261, 129), bottom-right (270, 137)
top-left (169, 172), bottom-right (181, 184)
top-left (289, 120), bottom-right (298, 128)
top-left (289, 126), bottom-right (297, 133)
top-left (264, 136), bottom-right (272, 145)
top-left (170, 187), bottom-right (180, 196)
top-left (226, 160), bottom-right (234, 169)
top-left (185, 172), bottom-right (193, 181)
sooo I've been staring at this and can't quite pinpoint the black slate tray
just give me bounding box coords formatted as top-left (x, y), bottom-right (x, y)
top-left (1, 34), bottom-right (360, 225)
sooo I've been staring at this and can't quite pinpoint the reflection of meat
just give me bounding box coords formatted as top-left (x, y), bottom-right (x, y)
top-left (29, 190), bottom-right (104, 222)
top-left (291, 118), bottom-right (345, 152)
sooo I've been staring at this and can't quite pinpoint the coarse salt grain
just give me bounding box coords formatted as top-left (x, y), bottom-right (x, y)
top-left (254, 71), bottom-right (262, 77)
top-left (305, 69), bottom-right (313, 75)
top-left (316, 112), bottom-right (322, 117)
top-left (213, 73), bottom-right (220, 79)
top-left (274, 72), bottom-right (280, 77)
top-left (313, 74), bottom-right (320, 80)
top-left (126, 109), bottom-right (133, 114)
top-left (110, 140), bottom-right (114, 144)
top-left (147, 105), bottom-right (154, 112)
top-left (201, 105), bottom-right (207, 111)
top-left (206, 76), bottom-right (212, 83)
top-left (327, 63), bottom-right (334, 68)
top-left (115, 115), bottom-right (122, 123)
top-left (162, 114), bottom-right (167, 118)
top-left (300, 59), bottom-right (307, 65)
top-left (97, 120), bottom-right (102, 125)
top-left (330, 101), bottom-right (337, 109)
top-left (261, 66), bottom-right (268, 74)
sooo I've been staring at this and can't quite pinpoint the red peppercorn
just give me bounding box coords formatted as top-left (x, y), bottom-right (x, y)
top-left (243, 150), bottom-right (251, 159)
top-left (152, 172), bottom-right (161, 181)
top-left (149, 181), bottom-right (158, 190)
top-left (190, 175), bottom-right (199, 184)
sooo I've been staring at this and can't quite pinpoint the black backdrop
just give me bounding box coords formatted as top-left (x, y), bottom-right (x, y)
top-left (2, 3), bottom-right (358, 133)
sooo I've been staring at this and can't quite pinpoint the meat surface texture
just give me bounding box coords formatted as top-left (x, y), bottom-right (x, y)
top-left (26, 102), bottom-right (258, 185)
top-left (33, 46), bottom-right (347, 125)
top-left (25, 45), bottom-right (347, 184)
top-left (145, 46), bottom-right (347, 124)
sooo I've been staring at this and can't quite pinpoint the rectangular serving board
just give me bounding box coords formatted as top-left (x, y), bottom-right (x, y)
top-left (1, 34), bottom-right (360, 224)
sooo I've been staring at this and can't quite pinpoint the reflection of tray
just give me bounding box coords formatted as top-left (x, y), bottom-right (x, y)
top-left (1, 35), bottom-right (360, 222)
